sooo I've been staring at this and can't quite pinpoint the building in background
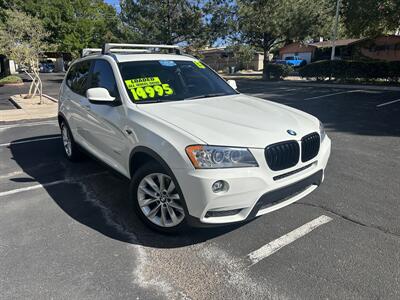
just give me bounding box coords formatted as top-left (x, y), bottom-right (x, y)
top-left (279, 35), bottom-right (400, 62)
top-left (198, 47), bottom-right (267, 72)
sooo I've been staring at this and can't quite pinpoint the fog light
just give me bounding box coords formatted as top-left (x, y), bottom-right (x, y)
top-left (212, 180), bottom-right (229, 193)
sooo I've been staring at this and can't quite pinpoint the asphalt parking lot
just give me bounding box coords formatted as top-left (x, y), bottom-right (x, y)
top-left (1, 79), bottom-right (400, 299)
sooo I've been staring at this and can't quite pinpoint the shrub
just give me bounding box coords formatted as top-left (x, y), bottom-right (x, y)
top-left (299, 60), bottom-right (400, 81)
top-left (0, 75), bottom-right (23, 85)
top-left (264, 64), bottom-right (294, 80)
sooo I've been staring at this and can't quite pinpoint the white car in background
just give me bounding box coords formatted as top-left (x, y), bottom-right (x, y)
top-left (58, 44), bottom-right (331, 233)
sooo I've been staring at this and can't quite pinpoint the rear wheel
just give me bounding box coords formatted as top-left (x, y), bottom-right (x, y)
top-left (130, 162), bottom-right (189, 233)
top-left (60, 120), bottom-right (83, 162)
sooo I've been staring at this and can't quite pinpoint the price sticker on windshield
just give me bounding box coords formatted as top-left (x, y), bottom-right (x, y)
top-left (193, 61), bottom-right (206, 69)
top-left (124, 77), bottom-right (174, 101)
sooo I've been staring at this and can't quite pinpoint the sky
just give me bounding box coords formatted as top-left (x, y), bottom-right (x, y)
top-left (105, 0), bottom-right (120, 11)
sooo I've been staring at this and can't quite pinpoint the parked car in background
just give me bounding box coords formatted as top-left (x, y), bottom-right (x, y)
top-left (39, 61), bottom-right (55, 73)
top-left (275, 56), bottom-right (307, 67)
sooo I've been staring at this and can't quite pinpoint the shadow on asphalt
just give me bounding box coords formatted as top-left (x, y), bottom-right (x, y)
top-left (10, 135), bottom-right (244, 249)
top-left (237, 81), bottom-right (400, 137)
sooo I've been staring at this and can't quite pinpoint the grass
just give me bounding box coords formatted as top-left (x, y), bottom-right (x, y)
top-left (0, 75), bottom-right (23, 85)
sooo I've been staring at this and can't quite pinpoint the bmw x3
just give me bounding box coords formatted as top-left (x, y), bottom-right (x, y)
top-left (58, 43), bottom-right (331, 233)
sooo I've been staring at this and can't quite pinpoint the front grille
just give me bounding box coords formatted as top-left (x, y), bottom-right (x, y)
top-left (265, 141), bottom-right (300, 171)
top-left (247, 170), bottom-right (324, 219)
top-left (301, 132), bottom-right (320, 162)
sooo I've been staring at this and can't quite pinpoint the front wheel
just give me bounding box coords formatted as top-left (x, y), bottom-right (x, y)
top-left (130, 162), bottom-right (189, 233)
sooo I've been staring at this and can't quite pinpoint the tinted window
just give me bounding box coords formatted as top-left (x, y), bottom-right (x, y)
top-left (66, 60), bottom-right (91, 96)
top-left (119, 60), bottom-right (236, 103)
top-left (90, 60), bottom-right (119, 97)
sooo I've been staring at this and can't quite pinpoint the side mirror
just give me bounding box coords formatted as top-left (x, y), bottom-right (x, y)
top-left (227, 79), bottom-right (237, 90)
top-left (86, 87), bottom-right (116, 103)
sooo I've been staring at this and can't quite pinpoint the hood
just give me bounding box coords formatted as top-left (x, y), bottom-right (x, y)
top-left (137, 94), bottom-right (319, 148)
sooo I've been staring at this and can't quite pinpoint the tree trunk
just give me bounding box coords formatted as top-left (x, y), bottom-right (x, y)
top-left (262, 48), bottom-right (270, 80)
top-left (262, 33), bottom-right (271, 80)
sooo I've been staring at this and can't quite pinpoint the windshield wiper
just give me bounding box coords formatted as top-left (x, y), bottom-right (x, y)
top-left (134, 99), bottom-right (177, 104)
top-left (184, 93), bottom-right (228, 100)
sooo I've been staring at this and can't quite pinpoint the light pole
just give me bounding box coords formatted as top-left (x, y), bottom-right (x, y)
top-left (331, 0), bottom-right (341, 60)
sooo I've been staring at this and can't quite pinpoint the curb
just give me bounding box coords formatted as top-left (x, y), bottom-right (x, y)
top-left (230, 77), bottom-right (400, 92)
top-left (278, 81), bottom-right (400, 92)
top-left (43, 94), bottom-right (58, 102)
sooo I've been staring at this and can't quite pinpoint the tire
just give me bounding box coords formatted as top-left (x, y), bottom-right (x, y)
top-left (60, 120), bottom-right (83, 162)
top-left (130, 162), bottom-right (189, 234)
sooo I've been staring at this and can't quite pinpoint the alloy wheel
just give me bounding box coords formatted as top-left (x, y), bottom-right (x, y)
top-left (137, 173), bottom-right (185, 227)
top-left (61, 124), bottom-right (72, 157)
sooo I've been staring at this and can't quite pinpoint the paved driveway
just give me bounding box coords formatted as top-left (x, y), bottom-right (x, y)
top-left (0, 80), bottom-right (399, 299)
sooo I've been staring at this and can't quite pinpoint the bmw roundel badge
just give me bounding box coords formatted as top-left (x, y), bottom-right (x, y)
top-left (287, 129), bottom-right (297, 136)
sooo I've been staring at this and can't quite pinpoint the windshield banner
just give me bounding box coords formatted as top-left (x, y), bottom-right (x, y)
top-left (124, 77), bottom-right (174, 101)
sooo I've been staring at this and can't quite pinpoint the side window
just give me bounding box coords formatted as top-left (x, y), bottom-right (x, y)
top-left (66, 64), bottom-right (77, 88)
top-left (67, 60), bottom-right (91, 96)
top-left (90, 60), bottom-right (119, 98)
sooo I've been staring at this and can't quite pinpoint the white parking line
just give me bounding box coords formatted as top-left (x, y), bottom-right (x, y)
top-left (0, 171), bottom-right (107, 197)
top-left (247, 215), bottom-right (333, 265)
top-left (0, 136), bottom-right (61, 147)
top-left (376, 98), bottom-right (400, 108)
top-left (304, 90), bottom-right (361, 100)
top-left (0, 120), bottom-right (58, 130)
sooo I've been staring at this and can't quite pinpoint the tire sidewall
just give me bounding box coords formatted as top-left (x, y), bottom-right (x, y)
top-left (60, 120), bottom-right (82, 161)
top-left (129, 162), bottom-right (189, 234)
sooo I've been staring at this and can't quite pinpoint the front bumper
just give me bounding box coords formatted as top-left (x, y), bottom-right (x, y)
top-left (173, 136), bottom-right (331, 226)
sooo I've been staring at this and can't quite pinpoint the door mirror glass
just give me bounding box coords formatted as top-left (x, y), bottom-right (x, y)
top-left (86, 87), bottom-right (116, 103)
top-left (227, 79), bottom-right (237, 90)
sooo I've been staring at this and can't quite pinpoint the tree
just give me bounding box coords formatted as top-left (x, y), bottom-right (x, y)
top-left (0, 9), bottom-right (49, 102)
top-left (11, 0), bottom-right (126, 57)
top-left (237, 0), bottom-right (334, 79)
top-left (119, 0), bottom-right (205, 46)
top-left (228, 44), bottom-right (256, 70)
top-left (341, 0), bottom-right (400, 37)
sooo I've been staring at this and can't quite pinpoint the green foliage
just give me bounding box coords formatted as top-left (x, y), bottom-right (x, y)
top-left (120, 0), bottom-right (205, 46)
top-left (0, 9), bottom-right (49, 67)
top-left (264, 64), bottom-right (293, 80)
top-left (299, 60), bottom-right (400, 81)
top-left (227, 44), bottom-right (257, 70)
top-left (341, 0), bottom-right (400, 37)
top-left (0, 75), bottom-right (23, 85)
top-left (237, 0), bottom-right (334, 79)
top-left (12, 0), bottom-right (126, 57)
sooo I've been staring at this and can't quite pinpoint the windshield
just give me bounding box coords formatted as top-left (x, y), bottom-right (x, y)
top-left (119, 60), bottom-right (237, 103)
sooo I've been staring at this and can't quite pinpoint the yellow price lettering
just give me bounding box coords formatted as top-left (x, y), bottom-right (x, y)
top-left (129, 84), bottom-right (174, 101)
top-left (193, 61), bottom-right (206, 69)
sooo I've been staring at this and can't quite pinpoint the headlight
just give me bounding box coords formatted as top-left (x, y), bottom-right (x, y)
top-left (185, 145), bottom-right (258, 169)
top-left (319, 121), bottom-right (326, 142)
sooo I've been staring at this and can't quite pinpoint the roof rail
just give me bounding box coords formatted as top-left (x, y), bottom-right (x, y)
top-left (82, 48), bottom-right (102, 57)
top-left (102, 43), bottom-right (182, 55)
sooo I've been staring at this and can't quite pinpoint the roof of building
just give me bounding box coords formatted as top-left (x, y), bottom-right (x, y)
top-left (309, 39), bottom-right (361, 48)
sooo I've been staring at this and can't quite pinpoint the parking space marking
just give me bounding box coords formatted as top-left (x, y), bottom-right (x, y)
top-left (0, 171), bottom-right (107, 197)
top-left (304, 90), bottom-right (361, 100)
top-left (376, 98), bottom-right (400, 108)
top-left (0, 136), bottom-right (61, 147)
top-left (0, 120), bottom-right (58, 130)
top-left (247, 215), bottom-right (333, 265)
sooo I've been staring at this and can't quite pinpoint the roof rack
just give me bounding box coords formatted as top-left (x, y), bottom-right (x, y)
top-left (81, 48), bottom-right (102, 57)
top-left (102, 43), bottom-right (182, 55)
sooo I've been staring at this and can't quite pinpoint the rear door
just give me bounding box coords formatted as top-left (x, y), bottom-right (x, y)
top-left (63, 60), bottom-right (92, 144)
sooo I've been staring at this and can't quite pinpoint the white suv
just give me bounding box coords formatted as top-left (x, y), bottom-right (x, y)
top-left (58, 43), bottom-right (331, 233)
